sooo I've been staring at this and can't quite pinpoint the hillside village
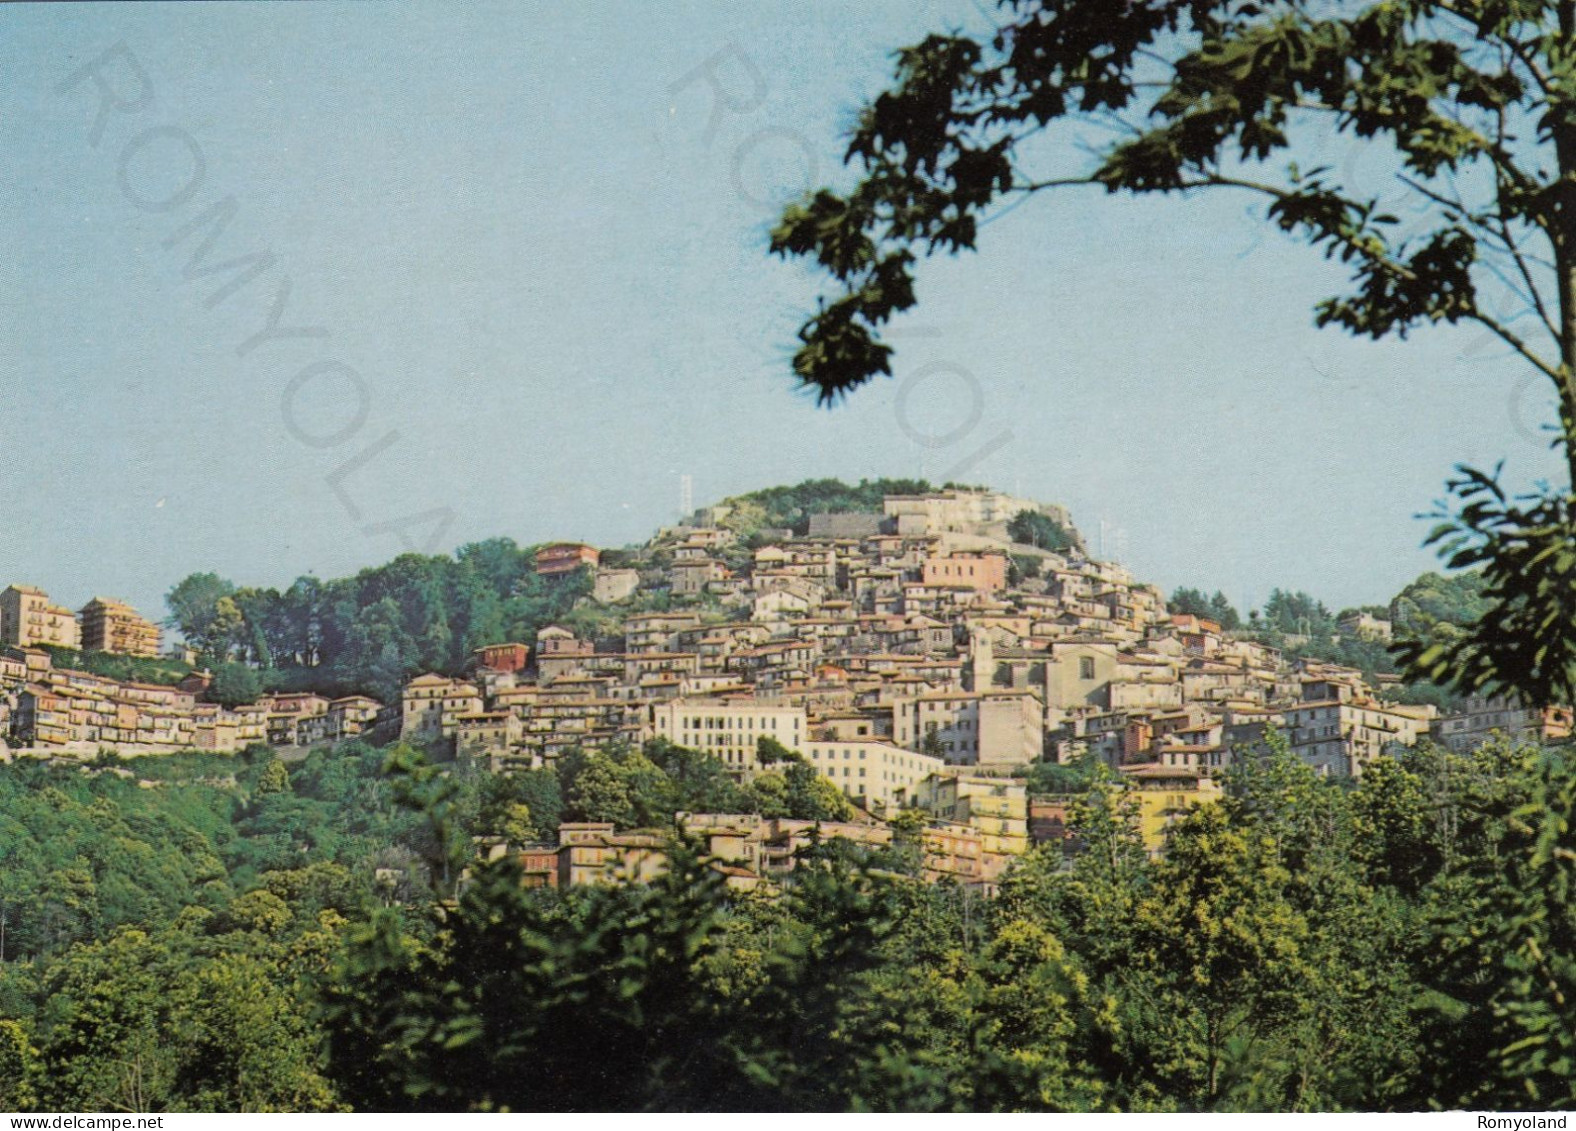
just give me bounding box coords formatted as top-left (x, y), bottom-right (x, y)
top-left (3, 484), bottom-right (1570, 889)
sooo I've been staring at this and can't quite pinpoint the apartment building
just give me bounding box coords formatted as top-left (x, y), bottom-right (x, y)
top-left (0, 586), bottom-right (81, 650)
top-left (891, 689), bottom-right (1042, 767)
top-left (921, 552), bottom-right (1008, 594)
top-left (78, 597), bottom-right (162, 657)
top-left (802, 738), bottom-right (943, 810)
top-left (914, 773), bottom-right (1030, 862)
top-left (1284, 698), bottom-right (1435, 778)
top-left (1119, 763), bottom-right (1224, 855)
top-left (535, 542), bottom-right (600, 577)
top-left (401, 673), bottom-right (474, 739)
top-left (1434, 695), bottom-right (1574, 754)
top-left (649, 697), bottom-right (806, 776)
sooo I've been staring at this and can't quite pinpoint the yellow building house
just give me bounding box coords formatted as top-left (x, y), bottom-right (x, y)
top-left (78, 597), bottom-right (162, 657)
top-left (0, 585), bottom-right (81, 650)
top-left (1118, 764), bottom-right (1223, 856)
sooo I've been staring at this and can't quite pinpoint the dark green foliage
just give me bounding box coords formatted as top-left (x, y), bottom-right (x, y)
top-left (165, 573), bottom-right (239, 657)
top-left (770, 3), bottom-right (1562, 400)
top-left (0, 742), bottom-right (425, 965)
top-left (32, 909), bottom-right (342, 1112)
top-left (324, 850), bottom-right (747, 1112)
top-left (0, 1020), bottom-right (38, 1112)
top-left (1259, 590), bottom-right (1335, 637)
top-left (163, 541), bottom-right (595, 703)
top-left (1169, 588), bottom-right (1242, 631)
top-left (1007, 510), bottom-right (1074, 554)
top-left (1352, 736), bottom-right (1574, 1109)
top-left (476, 768), bottom-right (561, 845)
top-left (1390, 570), bottom-right (1489, 641)
top-left (0, 763), bottom-right (233, 961)
top-left (1400, 473), bottom-right (1576, 704)
top-left (8, 728), bottom-right (1576, 1111)
top-left (1019, 758), bottom-right (1092, 796)
top-left (751, 737), bottom-right (858, 822)
top-left (1246, 587), bottom-right (1410, 683)
top-left (552, 738), bottom-right (854, 830)
top-left (210, 662), bottom-right (262, 708)
top-left (1169, 587), bottom-right (1211, 618)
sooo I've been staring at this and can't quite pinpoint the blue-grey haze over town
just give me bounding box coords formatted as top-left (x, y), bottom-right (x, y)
top-left (3, 0), bottom-right (1561, 621)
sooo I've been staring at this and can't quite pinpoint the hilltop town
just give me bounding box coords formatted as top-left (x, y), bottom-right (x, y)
top-left (2, 483), bottom-right (1568, 888)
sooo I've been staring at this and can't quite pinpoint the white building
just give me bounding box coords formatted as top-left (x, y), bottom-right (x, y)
top-left (803, 739), bottom-right (944, 810)
top-left (650, 697), bottom-right (807, 777)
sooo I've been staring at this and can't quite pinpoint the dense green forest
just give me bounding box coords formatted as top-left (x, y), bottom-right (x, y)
top-left (161, 544), bottom-right (598, 703)
top-left (0, 730), bottom-right (1571, 1112)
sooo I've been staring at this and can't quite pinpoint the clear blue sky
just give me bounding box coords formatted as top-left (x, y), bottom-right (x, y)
top-left (1, 1), bottom-right (1563, 624)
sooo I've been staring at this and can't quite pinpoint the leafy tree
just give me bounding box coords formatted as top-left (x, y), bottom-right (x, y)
top-left (165, 573), bottom-right (237, 656)
top-left (507, 769), bottom-right (564, 840)
top-left (1007, 510), bottom-right (1074, 553)
top-left (1351, 755), bottom-right (1442, 896)
top-left (324, 851), bottom-right (747, 1111)
top-left (255, 761), bottom-right (292, 797)
top-left (1207, 592), bottom-right (1242, 632)
top-left (159, 540), bottom-right (603, 703)
top-left (383, 746), bottom-right (471, 899)
top-left (756, 735), bottom-right (794, 766)
top-left (963, 918), bottom-right (1111, 1111)
top-left (722, 860), bottom-right (926, 1109)
top-left (647, 738), bottom-right (752, 813)
top-left (723, 477), bottom-right (935, 536)
top-left (1411, 745), bottom-right (1576, 1109)
top-left (1129, 803), bottom-right (1311, 1107)
top-left (999, 767), bottom-right (1148, 975)
top-left (165, 950), bottom-right (340, 1112)
top-left (35, 929), bottom-right (176, 1112)
top-left (1020, 758), bottom-right (1092, 796)
top-left (743, 770), bottom-right (790, 819)
top-left (562, 751), bottom-right (641, 828)
top-left (782, 759), bottom-right (858, 822)
top-left (1259, 590), bottom-right (1335, 638)
top-left (34, 917), bottom-right (341, 1113)
top-left (1168, 587), bottom-right (1212, 619)
top-left (1169, 587), bottom-right (1240, 628)
top-left (1401, 472), bottom-right (1576, 702)
top-left (34, 646), bottom-right (191, 687)
top-left (0, 1020), bottom-right (38, 1112)
top-left (770, 0), bottom-right (1576, 705)
top-left (210, 661), bottom-right (262, 708)
top-left (1390, 570), bottom-right (1489, 641)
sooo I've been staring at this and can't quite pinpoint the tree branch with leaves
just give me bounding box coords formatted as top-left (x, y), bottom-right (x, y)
top-left (773, 0), bottom-right (1576, 702)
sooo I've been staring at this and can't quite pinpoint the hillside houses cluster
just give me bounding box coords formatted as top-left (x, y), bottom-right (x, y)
top-left (1, 585), bottom-right (162, 656)
top-left (0, 645), bottom-right (383, 757)
top-left (7, 487), bottom-right (1563, 875)
top-left (392, 489), bottom-right (1462, 865)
